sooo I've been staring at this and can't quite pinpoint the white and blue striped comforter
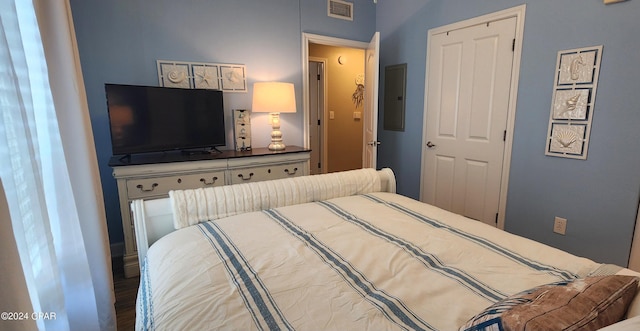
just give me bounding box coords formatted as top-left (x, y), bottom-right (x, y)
top-left (136, 192), bottom-right (607, 331)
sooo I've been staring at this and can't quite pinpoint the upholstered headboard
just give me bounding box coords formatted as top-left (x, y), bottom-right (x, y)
top-left (131, 168), bottom-right (396, 264)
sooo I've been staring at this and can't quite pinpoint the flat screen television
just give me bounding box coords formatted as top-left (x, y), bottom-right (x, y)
top-left (105, 84), bottom-right (226, 156)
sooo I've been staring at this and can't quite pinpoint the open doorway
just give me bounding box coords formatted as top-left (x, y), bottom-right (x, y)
top-left (309, 44), bottom-right (364, 174)
top-left (302, 33), bottom-right (380, 174)
top-left (308, 58), bottom-right (326, 175)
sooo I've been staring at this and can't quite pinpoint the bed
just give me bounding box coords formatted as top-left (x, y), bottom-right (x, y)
top-left (132, 168), bottom-right (640, 330)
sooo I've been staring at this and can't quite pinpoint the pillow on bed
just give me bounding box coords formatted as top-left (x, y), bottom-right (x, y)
top-left (459, 275), bottom-right (639, 331)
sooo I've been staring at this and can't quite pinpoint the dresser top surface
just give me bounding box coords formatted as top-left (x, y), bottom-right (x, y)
top-left (109, 146), bottom-right (309, 167)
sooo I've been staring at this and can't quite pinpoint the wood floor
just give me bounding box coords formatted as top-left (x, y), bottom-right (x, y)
top-left (113, 258), bottom-right (139, 330)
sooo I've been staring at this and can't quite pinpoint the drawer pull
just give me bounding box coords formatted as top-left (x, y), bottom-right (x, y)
top-left (200, 177), bottom-right (219, 185)
top-left (238, 172), bottom-right (254, 181)
top-left (284, 167), bottom-right (298, 175)
top-left (136, 183), bottom-right (158, 192)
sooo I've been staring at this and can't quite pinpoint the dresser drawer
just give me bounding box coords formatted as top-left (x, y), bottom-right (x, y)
top-left (230, 163), bottom-right (303, 185)
top-left (126, 171), bottom-right (225, 199)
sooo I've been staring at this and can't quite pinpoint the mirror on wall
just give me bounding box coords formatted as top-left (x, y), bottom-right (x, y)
top-left (383, 63), bottom-right (407, 131)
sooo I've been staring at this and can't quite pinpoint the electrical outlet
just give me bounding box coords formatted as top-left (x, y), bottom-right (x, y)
top-left (553, 217), bottom-right (567, 235)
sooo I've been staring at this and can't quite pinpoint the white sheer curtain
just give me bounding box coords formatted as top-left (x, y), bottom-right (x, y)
top-left (0, 0), bottom-right (116, 330)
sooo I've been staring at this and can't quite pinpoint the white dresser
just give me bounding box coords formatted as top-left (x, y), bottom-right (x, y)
top-left (110, 147), bottom-right (310, 277)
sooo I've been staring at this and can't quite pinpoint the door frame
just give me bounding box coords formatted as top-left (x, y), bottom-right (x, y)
top-left (301, 33), bottom-right (370, 166)
top-left (419, 4), bottom-right (526, 230)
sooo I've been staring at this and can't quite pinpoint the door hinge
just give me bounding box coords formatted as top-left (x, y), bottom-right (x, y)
top-left (317, 162), bottom-right (321, 169)
top-left (317, 119), bottom-right (321, 125)
top-left (512, 38), bottom-right (515, 52)
top-left (317, 74), bottom-right (321, 80)
top-left (503, 130), bottom-right (507, 141)
top-left (495, 213), bottom-right (499, 224)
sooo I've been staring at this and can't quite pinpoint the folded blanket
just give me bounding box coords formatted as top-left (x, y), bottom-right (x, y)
top-left (169, 168), bottom-right (386, 229)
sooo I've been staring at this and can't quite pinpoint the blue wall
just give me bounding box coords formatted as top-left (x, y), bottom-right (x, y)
top-left (69, 0), bottom-right (376, 246)
top-left (375, 0), bottom-right (640, 266)
top-left (72, 0), bottom-right (639, 266)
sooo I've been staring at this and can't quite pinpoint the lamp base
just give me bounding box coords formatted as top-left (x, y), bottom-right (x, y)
top-left (268, 112), bottom-right (286, 151)
top-left (268, 142), bottom-right (286, 151)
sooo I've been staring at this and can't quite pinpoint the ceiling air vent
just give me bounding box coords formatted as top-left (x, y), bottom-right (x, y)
top-left (328, 0), bottom-right (353, 21)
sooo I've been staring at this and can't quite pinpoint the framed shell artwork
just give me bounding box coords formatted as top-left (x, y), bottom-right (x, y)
top-left (157, 60), bottom-right (247, 92)
top-left (545, 45), bottom-right (602, 160)
top-left (158, 62), bottom-right (191, 88)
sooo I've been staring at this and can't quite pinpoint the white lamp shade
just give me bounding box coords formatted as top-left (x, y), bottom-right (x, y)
top-left (251, 82), bottom-right (296, 113)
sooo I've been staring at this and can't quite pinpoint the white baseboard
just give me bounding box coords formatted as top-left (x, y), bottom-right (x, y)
top-left (110, 242), bottom-right (124, 258)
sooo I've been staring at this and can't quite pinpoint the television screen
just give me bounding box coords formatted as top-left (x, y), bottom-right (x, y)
top-left (105, 84), bottom-right (226, 155)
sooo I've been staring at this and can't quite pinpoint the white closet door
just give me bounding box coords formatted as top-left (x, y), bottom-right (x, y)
top-left (422, 17), bottom-right (517, 226)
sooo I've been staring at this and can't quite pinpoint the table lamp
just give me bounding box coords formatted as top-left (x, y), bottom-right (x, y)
top-left (251, 82), bottom-right (296, 151)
